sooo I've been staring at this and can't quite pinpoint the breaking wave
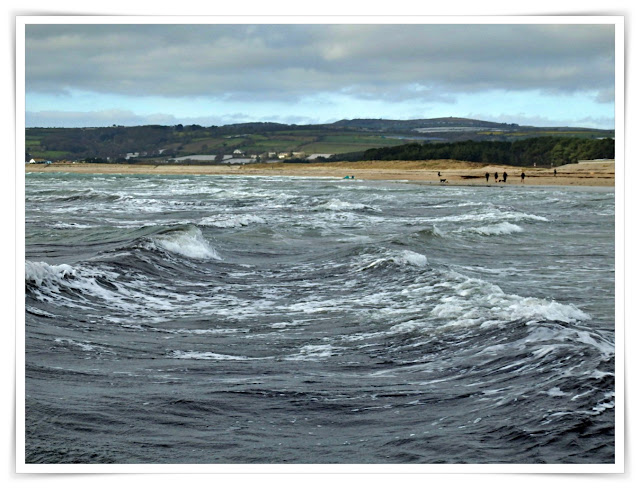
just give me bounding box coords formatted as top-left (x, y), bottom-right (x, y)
top-left (462, 222), bottom-right (523, 236)
top-left (148, 226), bottom-right (222, 260)
top-left (199, 214), bottom-right (266, 228)
top-left (357, 249), bottom-right (428, 271)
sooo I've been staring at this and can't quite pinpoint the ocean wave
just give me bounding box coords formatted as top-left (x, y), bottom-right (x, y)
top-left (315, 199), bottom-right (380, 213)
top-left (283, 344), bottom-right (344, 361)
top-left (430, 271), bottom-right (591, 328)
top-left (169, 350), bottom-right (250, 361)
top-left (199, 214), bottom-right (266, 228)
top-left (25, 259), bottom-right (179, 317)
top-left (460, 222), bottom-right (523, 236)
top-left (480, 324), bottom-right (613, 364)
top-left (358, 249), bottom-right (428, 271)
top-left (414, 225), bottom-right (445, 239)
top-left (148, 226), bottom-right (222, 260)
top-left (26, 261), bottom-right (77, 287)
top-left (427, 209), bottom-right (548, 224)
top-left (46, 188), bottom-right (130, 203)
top-left (25, 260), bottom-right (132, 310)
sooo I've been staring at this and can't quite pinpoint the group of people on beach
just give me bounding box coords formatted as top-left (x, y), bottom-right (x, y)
top-left (484, 171), bottom-right (526, 184)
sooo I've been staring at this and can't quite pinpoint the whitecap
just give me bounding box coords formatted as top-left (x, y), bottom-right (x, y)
top-left (169, 350), bottom-right (250, 361)
top-left (462, 222), bottom-right (523, 236)
top-left (316, 199), bottom-right (380, 212)
top-left (429, 271), bottom-right (592, 328)
top-left (26, 261), bottom-right (76, 287)
top-left (151, 227), bottom-right (222, 260)
top-left (358, 249), bottom-right (428, 271)
top-left (284, 344), bottom-right (344, 361)
top-left (199, 214), bottom-right (266, 228)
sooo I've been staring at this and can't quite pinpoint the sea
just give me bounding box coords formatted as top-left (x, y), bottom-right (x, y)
top-left (24, 172), bottom-right (616, 465)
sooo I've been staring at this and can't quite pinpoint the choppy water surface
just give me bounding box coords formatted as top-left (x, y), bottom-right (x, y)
top-left (25, 172), bottom-right (615, 464)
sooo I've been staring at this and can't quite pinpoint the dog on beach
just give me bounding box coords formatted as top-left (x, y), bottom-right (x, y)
top-left (440, 179), bottom-right (447, 183)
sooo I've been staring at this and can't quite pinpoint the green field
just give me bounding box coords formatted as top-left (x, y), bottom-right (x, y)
top-left (24, 120), bottom-right (615, 162)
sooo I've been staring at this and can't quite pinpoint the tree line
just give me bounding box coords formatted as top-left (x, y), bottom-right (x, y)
top-left (362, 137), bottom-right (615, 166)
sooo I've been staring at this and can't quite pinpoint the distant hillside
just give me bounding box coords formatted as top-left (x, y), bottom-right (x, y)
top-left (330, 117), bottom-right (519, 132)
top-left (363, 137), bottom-right (615, 167)
top-left (25, 117), bottom-right (614, 163)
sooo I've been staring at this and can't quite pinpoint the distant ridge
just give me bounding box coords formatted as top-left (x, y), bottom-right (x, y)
top-left (26, 117), bottom-right (614, 163)
top-left (330, 117), bottom-right (519, 132)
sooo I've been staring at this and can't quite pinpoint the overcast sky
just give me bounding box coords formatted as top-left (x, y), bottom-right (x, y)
top-left (24, 22), bottom-right (616, 128)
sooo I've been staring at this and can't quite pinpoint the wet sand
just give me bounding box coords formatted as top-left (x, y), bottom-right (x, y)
top-left (25, 159), bottom-right (615, 187)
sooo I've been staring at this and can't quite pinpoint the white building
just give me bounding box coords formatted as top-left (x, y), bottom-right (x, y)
top-left (306, 154), bottom-right (334, 160)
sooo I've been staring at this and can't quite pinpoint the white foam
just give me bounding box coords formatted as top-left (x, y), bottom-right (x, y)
top-left (169, 350), bottom-right (249, 361)
top-left (317, 199), bottom-right (379, 212)
top-left (26, 261), bottom-right (76, 287)
top-left (151, 227), bottom-right (222, 260)
top-left (463, 222), bottom-right (523, 236)
top-left (54, 338), bottom-right (111, 353)
top-left (358, 249), bottom-right (428, 271)
top-left (430, 271), bottom-right (592, 328)
top-left (284, 344), bottom-right (343, 361)
top-left (427, 209), bottom-right (548, 224)
top-left (399, 250), bottom-right (429, 266)
top-left (199, 214), bottom-right (266, 228)
top-left (546, 387), bottom-right (568, 397)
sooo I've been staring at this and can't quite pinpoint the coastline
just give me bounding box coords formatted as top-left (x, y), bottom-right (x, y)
top-left (24, 159), bottom-right (615, 187)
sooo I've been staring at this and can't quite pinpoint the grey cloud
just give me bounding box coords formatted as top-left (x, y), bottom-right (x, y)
top-left (26, 109), bottom-right (179, 127)
top-left (25, 23), bottom-right (615, 103)
top-left (595, 87), bottom-right (615, 103)
top-left (464, 112), bottom-right (614, 129)
top-left (25, 109), bottom-right (330, 128)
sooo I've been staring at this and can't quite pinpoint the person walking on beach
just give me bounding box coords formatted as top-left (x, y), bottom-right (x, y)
top-left (485, 172), bottom-right (490, 182)
top-left (521, 171), bottom-right (526, 183)
top-left (494, 172), bottom-right (498, 183)
top-left (554, 169), bottom-right (557, 177)
top-left (503, 172), bottom-right (508, 183)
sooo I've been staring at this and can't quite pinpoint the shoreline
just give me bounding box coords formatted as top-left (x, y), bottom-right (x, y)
top-left (24, 159), bottom-right (615, 187)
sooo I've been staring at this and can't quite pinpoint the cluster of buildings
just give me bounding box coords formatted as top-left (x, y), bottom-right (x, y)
top-left (26, 148), bottom-right (335, 166)
top-left (168, 149), bottom-right (333, 164)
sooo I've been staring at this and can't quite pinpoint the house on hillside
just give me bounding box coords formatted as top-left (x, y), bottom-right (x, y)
top-left (170, 154), bottom-right (219, 163)
top-left (306, 154), bottom-right (334, 161)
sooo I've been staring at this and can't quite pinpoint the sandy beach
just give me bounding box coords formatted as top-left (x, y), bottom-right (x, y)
top-left (25, 159), bottom-right (615, 187)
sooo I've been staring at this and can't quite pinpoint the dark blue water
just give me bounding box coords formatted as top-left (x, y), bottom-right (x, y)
top-left (24, 172), bottom-right (615, 464)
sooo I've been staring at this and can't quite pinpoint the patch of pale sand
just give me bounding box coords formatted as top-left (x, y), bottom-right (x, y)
top-left (25, 159), bottom-right (614, 186)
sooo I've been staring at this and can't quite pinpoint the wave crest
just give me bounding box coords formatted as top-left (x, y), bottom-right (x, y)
top-left (199, 214), bottom-right (266, 228)
top-left (150, 226), bottom-right (222, 260)
top-left (26, 261), bottom-right (76, 287)
top-left (358, 249), bottom-right (428, 271)
top-left (462, 222), bottom-right (523, 236)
